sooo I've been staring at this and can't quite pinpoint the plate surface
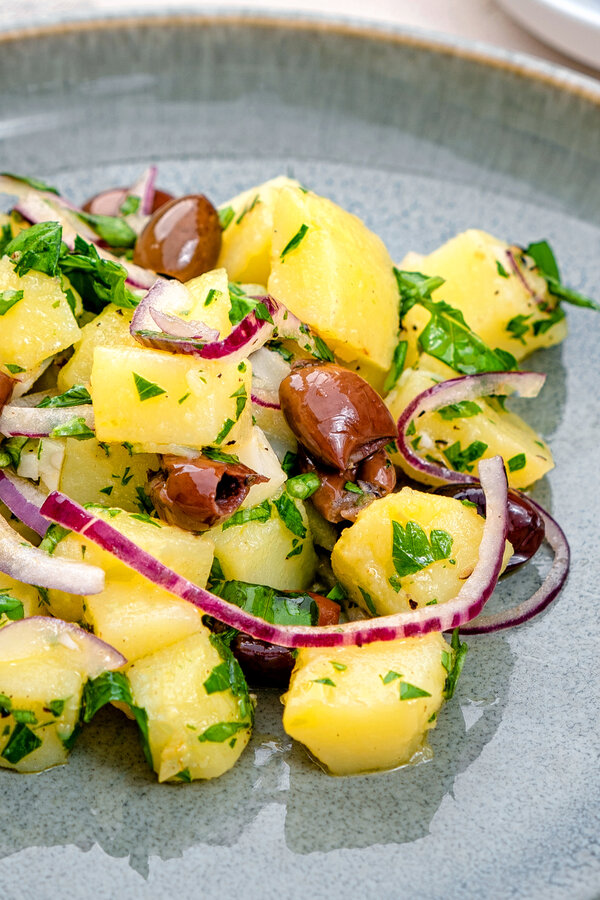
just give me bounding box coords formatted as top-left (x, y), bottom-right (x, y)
top-left (0, 15), bottom-right (599, 900)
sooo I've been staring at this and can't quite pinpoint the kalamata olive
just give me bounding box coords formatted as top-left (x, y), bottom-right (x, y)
top-left (231, 593), bottom-right (341, 687)
top-left (133, 194), bottom-right (222, 281)
top-left (82, 187), bottom-right (173, 216)
top-left (279, 363), bottom-right (397, 471)
top-left (148, 454), bottom-right (267, 531)
top-left (0, 373), bottom-right (14, 412)
top-left (434, 482), bottom-right (545, 571)
top-left (299, 447), bottom-right (396, 523)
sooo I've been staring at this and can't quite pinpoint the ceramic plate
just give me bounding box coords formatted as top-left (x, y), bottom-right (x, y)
top-left (0, 14), bottom-right (599, 900)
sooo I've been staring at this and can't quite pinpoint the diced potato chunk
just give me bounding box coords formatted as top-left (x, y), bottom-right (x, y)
top-left (267, 186), bottom-right (398, 388)
top-left (209, 489), bottom-right (317, 591)
top-left (399, 230), bottom-right (567, 367)
top-left (331, 487), bottom-right (512, 616)
top-left (185, 267), bottom-right (233, 339)
top-left (57, 303), bottom-right (135, 391)
top-left (126, 629), bottom-right (253, 782)
top-left (386, 363), bottom-right (554, 489)
top-left (217, 176), bottom-right (300, 284)
top-left (282, 633), bottom-right (449, 775)
top-left (0, 256), bottom-right (80, 373)
top-left (59, 438), bottom-right (158, 511)
top-left (91, 345), bottom-right (252, 452)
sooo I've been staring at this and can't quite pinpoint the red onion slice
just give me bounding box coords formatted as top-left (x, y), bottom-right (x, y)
top-left (396, 371), bottom-right (546, 484)
top-left (0, 617), bottom-right (126, 676)
top-left (0, 511), bottom-right (104, 594)
top-left (122, 166), bottom-right (157, 234)
top-left (0, 470), bottom-right (51, 536)
top-left (0, 405), bottom-right (94, 439)
top-left (251, 390), bottom-right (281, 410)
top-left (461, 495), bottom-right (569, 634)
top-left (40, 455), bottom-right (508, 647)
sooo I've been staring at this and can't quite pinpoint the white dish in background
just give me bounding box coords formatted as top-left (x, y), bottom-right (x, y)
top-left (498, 0), bottom-right (600, 69)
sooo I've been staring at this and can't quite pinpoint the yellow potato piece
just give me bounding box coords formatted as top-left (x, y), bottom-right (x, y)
top-left (185, 267), bottom-right (233, 340)
top-left (282, 633), bottom-right (449, 775)
top-left (268, 186), bottom-right (398, 388)
top-left (386, 362), bottom-right (554, 489)
top-left (91, 345), bottom-right (252, 452)
top-left (0, 255), bottom-right (80, 374)
top-left (59, 438), bottom-right (159, 511)
top-left (57, 303), bottom-right (135, 391)
top-left (127, 629), bottom-right (252, 782)
top-left (331, 487), bottom-right (512, 616)
top-left (0, 573), bottom-right (47, 626)
top-left (399, 229), bottom-right (567, 367)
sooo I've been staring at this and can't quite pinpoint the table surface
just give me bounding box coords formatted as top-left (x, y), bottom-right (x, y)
top-left (0, 0), bottom-right (597, 79)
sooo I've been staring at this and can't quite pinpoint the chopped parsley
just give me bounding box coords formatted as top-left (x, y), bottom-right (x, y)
top-left (0, 290), bottom-right (24, 316)
top-left (221, 499), bottom-right (272, 531)
top-left (399, 682), bottom-right (431, 701)
top-left (359, 586), bottom-right (377, 616)
top-left (273, 492), bottom-right (307, 538)
top-left (174, 768), bottom-right (192, 783)
top-left (205, 634), bottom-right (251, 720)
top-left (119, 194), bottom-right (141, 216)
top-left (215, 417), bottom-right (235, 444)
top-left (344, 481), bottom-right (363, 495)
top-left (132, 372), bottom-right (166, 402)
top-left (1, 722), bottom-right (42, 763)
top-left (178, 392), bottom-right (191, 405)
top-left (0, 593), bottom-right (24, 622)
top-left (47, 699), bottom-right (66, 717)
top-left (76, 211), bottom-right (137, 248)
top-left (1, 172), bottom-right (60, 194)
top-left (230, 384), bottom-right (248, 420)
top-left (506, 314), bottom-right (531, 345)
top-left (83, 671), bottom-right (152, 766)
top-left (496, 260), bottom-right (509, 278)
top-left (235, 194), bottom-right (259, 225)
top-left (438, 401), bottom-right (482, 420)
top-left (443, 440), bottom-right (487, 473)
top-left (312, 678), bottom-right (336, 687)
top-left (507, 453), bottom-right (526, 472)
top-left (525, 240), bottom-right (600, 312)
top-left (204, 288), bottom-right (220, 307)
top-left (4, 221), bottom-right (62, 277)
top-left (218, 206), bottom-right (235, 230)
top-left (391, 520), bottom-right (453, 582)
top-left (50, 416), bottom-right (95, 441)
top-left (281, 451), bottom-right (298, 476)
top-left (5, 364), bottom-right (25, 374)
top-left (39, 524), bottom-right (71, 555)
top-left (443, 628), bottom-right (468, 699)
top-left (197, 721), bottom-right (250, 743)
top-left (211, 579), bottom-right (319, 626)
top-left (202, 447), bottom-right (241, 465)
top-left (37, 385), bottom-right (92, 408)
top-left (381, 670), bottom-right (402, 685)
top-left (59, 235), bottom-right (137, 312)
top-left (330, 661), bottom-right (347, 672)
top-left (280, 223), bottom-right (309, 260)
top-left (383, 340), bottom-right (408, 393)
top-left (285, 473), bottom-right (320, 500)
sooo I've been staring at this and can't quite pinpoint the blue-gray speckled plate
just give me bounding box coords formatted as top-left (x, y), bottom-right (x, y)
top-left (0, 13), bottom-right (599, 900)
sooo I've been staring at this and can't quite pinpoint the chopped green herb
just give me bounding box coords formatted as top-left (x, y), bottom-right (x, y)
top-left (399, 681), bottom-right (431, 701)
top-left (532, 305), bottom-right (566, 336)
top-left (460, 499), bottom-right (478, 510)
top-left (426, 598), bottom-right (438, 606)
top-left (344, 481), bottom-right (363, 495)
top-left (438, 401), bottom-right (482, 420)
top-left (215, 417), bottom-right (235, 444)
top-left (525, 240), bottom-right (600, 312)
top-left (330, 661), bottom-right (347, 672)
top-left (119, 194), bottom-right (141, 216)
top-left (406, 420), bottom-right (416, 436)
top-left (273, 493), bottom-right (306, 538)
top-left (281, 451), bottom-right (298, 476)
top-left (506, 314), bottom-right (531, 345)
top-left (384, 440), bottom-right (398, 455)
top-left (48, 699), bottom-right (66, 717)
top-left (496, 260), bottom-right (509, 278)
top-left (39, 524), bottom-right (71, 555)
top-left (134, 486), bottom-right (155, 516)
top-left (221, 499), bottom-right (272, 531)
top-left (4, 221), bottom-right (62, 277)
top-left (198, 721), bottom-right (249, 743)
top-left (285, 540), bottom-right (303, 560)
top-left (132, 372), bottom-right (166, 402)
top-left (1, 722), bottom-right (42, 763)
top-left (285, 473), bottom-right (320, 500)
top-left (202, 447), bottom-right (240, 465)
top-left (50, 416), bottom-right (95, 441)
top-left (268, 340), bottom-right (294, 363)
top-left (381, 670), bottom-right (402, 685)
top-left (204, 288), bottom-right (220, 307)
top-left (0, 593), bottom-right (24, 622)
top-left (0, 289), bottom-right (24, 316)
top-left (38, 385), bottom-right (92, 408)
top-left (212, 578), bottom-right (319, 627)
top-left (443, 440), bottom-right (487, 473)
top-left (129, 512), bottom-right (161, 527)
top-left (122, 442), bottom-right (134, 456)
top-left (383, 340), bottom-right (408, 393)
top-left (359, 586), bottom-right (377, 616)
top-left (59, 236), bottom-right (137, 312)
top-left (443, 628), bottom-right (468, 699)
top-left (83, 671), bottom-right (151, 766)
top-left (5, 364), bottom-right (25, 374)
top-left (312, 678), bottom-right (336, 687)
top-left (174, 767), bottom-right (192, 783)
top-left (411, 436), bottom-right (422, 451)
top-left (507, 453), bottom-right (526, 472)
top-left (120, 466), bottom-right (133, 485)
top-left (76, 211), bottom-right (137, 248)
top-left (391, 520), bottom-right (453, 581)
top-left (1, 172), bottom-right (60, 194)
top-left (280, 223), bottom-right (309, 260)
top-left (218, 206), bottom-right (235, 230)
top-left (230, 384), bottom-right (248, 420)
top-left (12, 709), bottom-right (37, 725)
top-left (235, 194), bottom-right (259, 225)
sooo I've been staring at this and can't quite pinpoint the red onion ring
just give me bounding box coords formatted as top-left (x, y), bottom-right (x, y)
top-left (396, 371), bottom-right (546, 484)
top-left (0, 616), bottom-right (126, 676)
top-left (40, 455), bottom-right (508, 647)
top-left (0, 405), bottom-right (94, 439)
top-left (506, 247), bottom-right (546, 306)
top-left (251, 390), bottom-right (281, 410)
top-left (461, 494), bottom-right (569, 633)
top-left (0, 470), bottom-right (51, 536)
top-left (0, 510), bottom-right (104, 594)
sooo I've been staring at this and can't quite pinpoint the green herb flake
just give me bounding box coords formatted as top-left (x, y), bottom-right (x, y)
top-left (48, 699), bottom-right (66, 717)
top-left (506, 314), bottom-right (532, 345)
top-left (129, 512), bottom-right (161, 527)
top-left (399, 681), bottom-right (432, 701)
top-left (59, 235), bottom-right (137, 312)
top-left (383, 340), bottom-right (408, 393)
top-left (201, 447), bottom-right (240, 465)
top-left (285, 473), bottom-right (320, 500)
top-left (230, 384), bottom-right (248, 420)
top-left (215, 417), bottom-right (235, 444)
top-left (38, 385), bottom-right (92, 408)
top-left (391, 520), bottom-right (453, 581)
top-left (326, 583), bottom-right (346, 603)
top-left (39, 524), bottom-right (71, 555)
top-left (312, 678), bottom-right (336, 687)
top-left (174, 767), bottom-right (192, 783)
top-left (281, 451), bottom-right (298, 476)
top-left (1, 722), bottom-right (42, 763)
top-left (76, 211), bottom-right (137, 249)
top-left (280, 223), bottom-right (309, 260)
top-left (5, 364), bottom-right (25, 374)
top-left (235, 194), bottom-right (259, 226)
top-left (344, 481), bottom-right (363, 495)
top-left (5, 221), bottom-right (62, 278)
top-left (444, 628), bottom-right (468, 700)
top-left (0, 289), bottom-right (24, 316)
top-left (219, 206), bottom-right (235, 230)
top-left (496, 260), bottom-right (509, 278)
top-left (99, 485), bottom-right (113, 496)
top-left (381, 670), bottom-right (402, 685)
top-left (12, 709), bottom-right (37, 725)
top-left (443, 440), bottom-right (488, 473)
top-left (525, 240), bottom-right (599, 312)
top-left (221, 499), bottom-right (272, 531)
top-left (438, 401), bottom-right (482, 420)
top-left (197, 721), bottom-right (250, 743)
top-left (83, 671), bottom-right (152, 766)
top-left (359, 586), bottom-right (377, 616)
top-left (273, 493), bottom-right (307, 538)
top-left (507, 453), bottom-right (527, 472)
top-left (50, 416), bottom-right (95, 441)
top-left (132, 372), bottom-right (167, 402)
top-left (461, 499), bottom-right (478, 509)
top-left (204, 288), bottom-right (221, 307)
top-left (0, 593), bottom-right (24, 622)
top-left (406, 420), bottom-right (416, 436)
top-left (330, 661), bottom-right (347, 672)
top-left (2, 172), bottom-right (60, 194)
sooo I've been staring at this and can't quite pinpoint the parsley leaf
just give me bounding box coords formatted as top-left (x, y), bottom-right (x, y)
top-left (132, 372), bottom-right (166, 402)
top-left (202, 447), bottom-right (241, 465)
top-left (281, 451), bottom-right (298, 476)
top-left (218, 206), bottom-right (235, 230)
top-left (359, 586), bottom-right (377, 615)
top-left (221, 499), bottom-right (272, 531)
top-left (37, 385), bottom-right (92, 408)
top-left (507, 453), bottom-right (526, 472)
top-left (1, 172), bottom-right (60, 194)
top-left (4, 221), bottom-right (62, 277)
top-left (381, 670), bottom-right (402, 685)
top-left (198, 721), bottom-right (250, 743)
top-left (215, 417), bottom-right (235, 444)
top-left (438, 401), bottom-right (482, 420)
top-left (50, 416), bottom-right (95, 441)
top-left (119, 195), bottom-right (140, 216)
top-left (443, 628), bottom-right (468, 699)
top-left (391, 520), bottom-right (453, 581)
top-left (506, 314), bottom-right (531, 345)
top-left (399, 682), bottom-right (431, 701)
top-left (39, 524), bottom-right (71, 555)
top-left (280, 223), bottom-right (308, 260)
top-left (76, 211), bottom-right (137, 248)
top-left (230, 384), bottom-right (247, 420)
top-left (1, 722), bottom-right (42, 763)
top-left (312, 678), bottom-right (336, 687)
top-left (496, 260), bottom-right (509, 278)
top-left (383, 340), bottom-right (408, 393)
top-left (0, 290), bottom-right (24, 316)
top-left (212, 579), bottom-right (318, 626)
top-left (443, 440), bottom-right (487, 473)
top-left (83, 671), bottom-right (152, 767)
top-left (59, 236), bottom-right (137, 312)
top-left (273, 492), bottom-right (306, 538)
top-left (0, 593), bottom-right (24, 622)
top-left (525, 240), bottom-right (600, 312)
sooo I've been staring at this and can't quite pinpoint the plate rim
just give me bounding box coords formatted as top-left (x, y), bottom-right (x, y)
top-left (1, 8), bottom-right (599, 106)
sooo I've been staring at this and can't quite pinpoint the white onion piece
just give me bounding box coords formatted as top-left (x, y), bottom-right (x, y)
top-left (0, 511), bottom-right (104, 594)
top-left (396, 371), bottom-right (546, 485)
top-left (0, 470), bottom-right (51, 536)
top-left (0, 404), bottom-right (94, 438)
top-left (0, 617), bottom-right (125, 676)
top-left (250, 346), bottom-right (290, 409)
top-left (40, 456), bottom-right (508, 647)
top-left (461, 495), bottom-right (569, 634)
top-left (9, 359), bottom-right (53, 400)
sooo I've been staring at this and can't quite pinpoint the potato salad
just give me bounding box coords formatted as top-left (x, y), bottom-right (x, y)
top-left (0, 168), bottom-right (593, 780)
